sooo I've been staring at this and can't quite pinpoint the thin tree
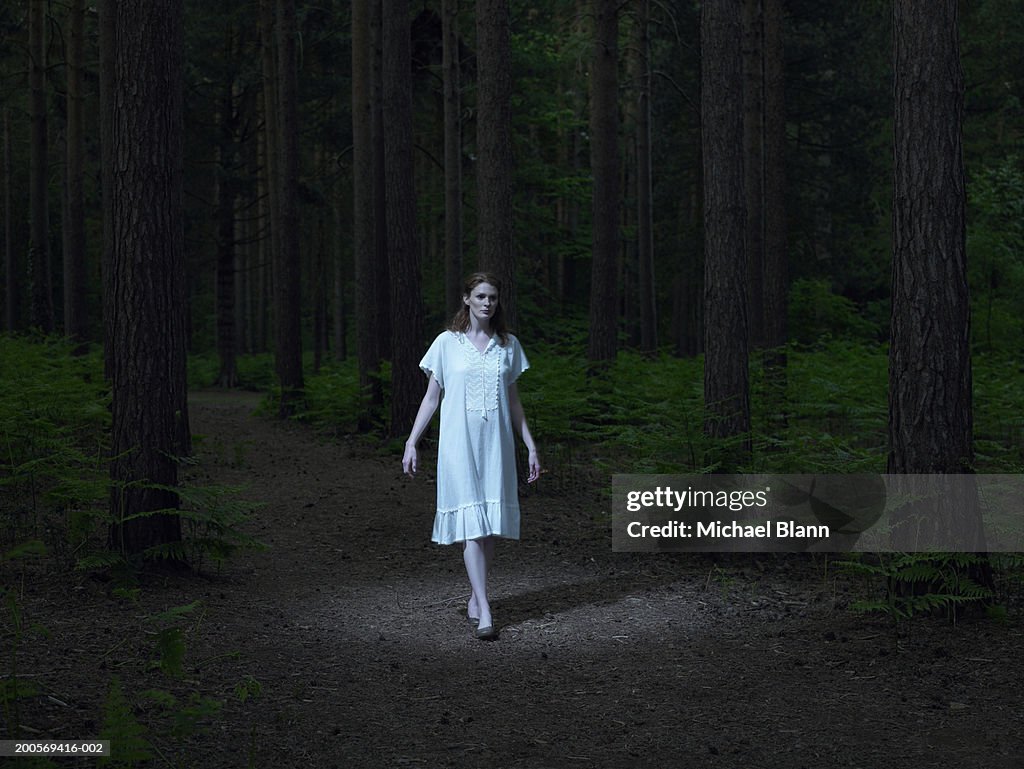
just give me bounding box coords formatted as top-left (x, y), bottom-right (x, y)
top-left (635, 0), bottom-right (656, 352)
top-left (105, 0), bottom-right (190, 557)
top-left (216, 26), bottom-right (240, 387)
top-left (587, 0), bottom-right (620, 363)
top-left (29, 0), bottom-right (53, 332)
top-left (3, 108), bottom-right (14, 331)
top-left (352, 0), bottom-right (383, 424)
top-left (889, 0), bottom-right (983, 550)
top-left (443, 0), bottom-right (463, 317)
top-left (476, 0), bottom-right (515, 328)
top-left (742, 0), bottom-right (764, 350)
top-left (63, 0), bottom-right (87, 344)
top-left (762, 0), bottom-right (787, 355)
top-left (275, 0), bottom-right (304, 414)
top-left (701, 0), bottom-right (750, 456)
top-left (382, 0), bottom-right (425, 437)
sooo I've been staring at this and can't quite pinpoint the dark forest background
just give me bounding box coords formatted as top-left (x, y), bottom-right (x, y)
top-left (0, 1), bottom-right (1023, 572)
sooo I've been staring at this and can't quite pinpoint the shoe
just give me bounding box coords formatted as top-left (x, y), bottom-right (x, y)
top-left (467, 615), bottom-right (480, 627)
top-left (475, 624), bottom-right (498, 640)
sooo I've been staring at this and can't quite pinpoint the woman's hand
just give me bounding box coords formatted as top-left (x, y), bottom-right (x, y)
top-left (402, 444), bottom-right (418, 477)
top-left (527, 448), bottom-right (541, 483)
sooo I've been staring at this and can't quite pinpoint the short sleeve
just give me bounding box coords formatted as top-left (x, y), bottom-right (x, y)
top-left (507, 335), bottom-right (530, 384)
top-left (419, 332), bottom-right (447, 388)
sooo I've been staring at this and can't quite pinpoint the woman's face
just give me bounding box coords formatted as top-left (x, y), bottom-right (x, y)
top-left (464, 282), bottom-right (499, 324)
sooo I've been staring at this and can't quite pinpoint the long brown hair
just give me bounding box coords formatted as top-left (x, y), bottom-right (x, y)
top-left (448, 272), bottom-right (509, 345)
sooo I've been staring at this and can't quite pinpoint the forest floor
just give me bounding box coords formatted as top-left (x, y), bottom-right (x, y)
top-left (8, 390), bottom-right (1024, 768)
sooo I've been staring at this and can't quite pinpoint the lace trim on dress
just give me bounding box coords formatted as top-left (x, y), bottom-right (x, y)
top-left (457, 333), bottom-right (501, 417)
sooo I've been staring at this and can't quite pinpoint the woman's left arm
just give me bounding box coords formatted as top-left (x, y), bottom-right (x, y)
top-left (508, 382), bottom-right (541, 482)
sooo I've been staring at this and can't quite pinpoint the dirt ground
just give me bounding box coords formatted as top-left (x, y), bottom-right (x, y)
top-left (6, 390), bottom-right (1023, 768)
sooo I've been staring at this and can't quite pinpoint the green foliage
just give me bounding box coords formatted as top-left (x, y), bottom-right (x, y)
top-left (1, 540), bottom-right (48, 739)
top-left (839, 552), bottom-right (994, 625)
top-left (967, 158), bottom-right (1024, 353)
top-left (788, 279), bottom-right (879, 344)
top-left (98, 678), bottom-right (153, 768)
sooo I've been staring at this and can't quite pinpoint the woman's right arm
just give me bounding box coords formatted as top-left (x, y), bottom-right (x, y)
top-left (402, 376), bottom-right (442, 476)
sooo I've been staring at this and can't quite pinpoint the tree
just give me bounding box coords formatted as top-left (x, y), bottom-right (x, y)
top-left (29, 0), bottom-right (53, 332)
top-left (383, 0), bottom-right (425, 437)
top-left (3, 108), bottom-right (14, 331)
top-left (105, 0), bottom-right (190, 557)
top-left (443, 0), bottom-right (463, 317)
top-left (476, 0), bottom-right (515, 328)
top-left (701, 0), bottom-right (750, 456)
top-left (761, 0), bottom-right (786, 354)
top-left (215, 24), bottom-right (240, 387)
top-left (63, 0), bottom-right (87, 344)
top-left (634, 0), bottom-right (657, 353)
top-left (889, 0), bottom-right (986, 552)
top-left (587, 0), bottom-right (619, 363)
top-left (274, 0), bottom-right (304, 414)
top-left (742, 0), bottom-right (764, 350)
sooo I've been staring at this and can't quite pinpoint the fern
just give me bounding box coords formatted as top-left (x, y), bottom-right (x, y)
top-left (98, 677), bottom-right (152, 768)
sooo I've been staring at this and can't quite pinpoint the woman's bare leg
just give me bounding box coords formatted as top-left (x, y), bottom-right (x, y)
top-left (464, 537), bottom-right (493, 629)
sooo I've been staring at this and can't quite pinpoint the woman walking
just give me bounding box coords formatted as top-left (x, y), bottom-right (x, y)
top-left (403, 273), bottom-right (540, 640)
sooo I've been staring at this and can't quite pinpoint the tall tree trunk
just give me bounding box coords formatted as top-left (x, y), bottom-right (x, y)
top-left (3, 108), bottom-right (15, 331)
top-left (352, 0), bottom-right (382, 424)
top-left (762, 0), bottom-right (787, 354)
top-left (587, 0), bottom-right (620, 363)
top-left (99, 0), bottom-right (116, 374)
top-left (890, 0), bottom-right (985, 553)
top-left (742, 0), bottom-right (764, 351)
top-left (702, 0), bottom-right (750, 457)
top-left (64, 0), bottom-right (87, 344)
top-left (371, 0), bottom-right (392, 364)
top-left (476, 0), bottom-right (516, 328)
top-left (635, 0), bottom-right (656, 353)
top-left (106, 0), bottom-right (189, 558)
top-left (29, 0), bottom-right (53, 333)
top-left (216, 31), bottom-right (239, 387)
top-left (275, 0), bottom-right (304, 414)
top-left (443, 0), bottom-right (463, 317)
top-left (382, 0), bottom-right (424, 437)
top-left (333, 196), bottom-right (347, 361)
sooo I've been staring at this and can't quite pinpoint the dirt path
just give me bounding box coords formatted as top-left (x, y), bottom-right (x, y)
top-left (10, 391), bottom-right (1023, 768)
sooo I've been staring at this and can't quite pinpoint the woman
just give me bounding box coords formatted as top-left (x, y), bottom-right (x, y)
top-left (403, 273), bottom-right (540, 640)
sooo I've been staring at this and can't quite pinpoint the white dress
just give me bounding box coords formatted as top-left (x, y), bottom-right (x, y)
top-left (419, 330), bottom-right (530, 544)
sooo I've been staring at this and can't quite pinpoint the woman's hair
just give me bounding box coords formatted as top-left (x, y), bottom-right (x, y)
top-left (448, 272), bottom-right (509, 345)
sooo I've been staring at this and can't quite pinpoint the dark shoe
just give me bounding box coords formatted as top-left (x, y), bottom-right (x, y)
top-left (467, 614), bottom-right (480, 627)
top-left (475, 624), bottom-right (498, 640)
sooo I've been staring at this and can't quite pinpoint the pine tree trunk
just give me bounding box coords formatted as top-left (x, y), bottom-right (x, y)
top-left (63, 0), bottom-right (87, 344)
top-left (762, 0), bottom-right (787, 354)
top-left (636, 0), bottom-right (656, 353)
top-left (3, 108), bottom-right (15, 331)
top-left (259, 0), bottom-right (280, 360)
top-left (29, 0), bottom-right (53, 333)
top-left (382, 0), bottom-right (425, 437)
top-left (106, 0), bottom-right (189, 558)
top-left (443, 0), bottom-right (463, 317)
top-left (702, 0), bottom-right (750, 455)
top-left (216, 40), bottom-right (239, 388)
top-left (587, 0), bottom-right (620, 363)
top-left (889, 0), bottom-right (984, 551)
top-left (371, 0), bottom-right (392, 364)
top-left (742, 0), bottom-right (764, 351)
top-left (352, 0), bottom-right (382, 423)
top-left (275, 0), bottom-right (304, 414)
top-left (476, 0), bottom-right (515, 328)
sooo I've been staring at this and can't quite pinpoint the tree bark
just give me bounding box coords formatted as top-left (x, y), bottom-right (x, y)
top-left (587, 0), bottom-right (620, 363)
top-left (275, 0), bottom-right (304, 414)
top-left (762, 0), bottom-right (787, 354)
top-left (635, 0), bottom-right (656, 353)
top-left (443, 0), bottom-right (463, 317)
top-left (889, 0), bottom-right (982, 551)
top-left (63, 0), bottom-right (87, 344)
top-left (3, 108), bottom-right (15, 331)
top-left (371, 0), bottom-right (392, 364)
top-left (29, 0), bottom-right (54, 333)
top-left (106, 0), bottom-right (189, 558)
top-left (216, 30), bottom-right (239, 387)
top-left (742, 0), bottom-right (764, 350)
top-left (352, 0), bottom-right (382, 423)
top-left (476, 0), bottom-right (515, 328)
top-left (702, 0), bottom-right (750, 455)
top-left (382, 0), bottom-right (425, 437)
